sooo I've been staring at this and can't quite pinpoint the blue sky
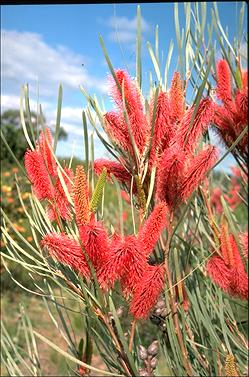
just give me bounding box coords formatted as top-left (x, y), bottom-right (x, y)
top-left (1, 2), bottom-right (247, 171)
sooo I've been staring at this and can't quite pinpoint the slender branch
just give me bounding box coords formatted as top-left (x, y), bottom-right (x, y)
top-left (128, 319), bottom-right (136, 352)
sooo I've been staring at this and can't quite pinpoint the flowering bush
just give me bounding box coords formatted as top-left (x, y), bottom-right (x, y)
top-left (1, 4), bottom-right (248, 377)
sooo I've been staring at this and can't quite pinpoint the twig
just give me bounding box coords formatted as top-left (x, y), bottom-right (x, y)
top-left (128, 319), bottom-right (136, 352)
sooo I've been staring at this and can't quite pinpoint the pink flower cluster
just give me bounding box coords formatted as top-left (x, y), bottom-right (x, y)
top-left (210, 165), bottom-right (246, 214)
top-left (39, 162), bottom-right (169, 320)
top-left (94, 69), bottom-right (218, 212)
top-left (24, 128), bottom-right (73, 221)
top-left (212, 60), bottom-right (248, 162)
top-left (206, 227), bottom-right (248, 300)
top-left (24, 63), bottom-right (248, 321)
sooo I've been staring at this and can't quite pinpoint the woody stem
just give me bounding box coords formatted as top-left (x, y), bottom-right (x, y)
top-left (128, 319), bottom-right (136, 352)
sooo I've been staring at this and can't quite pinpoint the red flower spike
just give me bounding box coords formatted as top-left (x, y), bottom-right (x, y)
top-left (79, 220), bottom-right (110, 270)
top-left (149, 91), bottom-right (173, 156)
top-left (94, 159), bottom-right (132, 189)
top-left (177, 98), bottom-right (214, 154)
top-left (212, 62), bottom-right (248, 161)
top-left (24, 149), bottom-right (54, 200)
top-left (216, 60), bottom-right (234, 107)
top-left (98, 235), bottom-right (147, 293)
top-left (74, 166), bottom-right (90, 226)
top-left (156, 143), bottom-right (185, 210)
top-left (47, 167), bottom-right (74, 221)
top-left (41, 233), bottom-right (90, 277)
top-left (220, 222), bottom-right (234, 266)
top-left (138, 202), bottom-right (168, 257)
top-left (180, 146), bottom-right (218, 202)
top-left (242, 70), bottom-right (248, 89)
top-left (169, 72), bottom-right (185, 124)
top-left (110, 69), bottom-right (148, 153)
top-left (37, 128), bottom-right (57, 177)
top-left (104, 112), bottom-right (132, 154)
top-left (230, 266), bottom-right (248, 300)
top-left (207, 231), bottom-right (248, 301)
top-left (130, 264), bottom-right (165, 320)
top-left (235, 88), bottom-right (248, 125)
top-left (230, 235), bottom-right (248, 300)
top-left (206, 255), bottom-right (232, 293)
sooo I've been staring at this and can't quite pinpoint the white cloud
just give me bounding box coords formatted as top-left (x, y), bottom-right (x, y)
top-left (1, 29), bottom-right (108, 98)
top-left (1, 94), bottom-right (50, 112)
top-left (106, 15), bottom-right (150, 43)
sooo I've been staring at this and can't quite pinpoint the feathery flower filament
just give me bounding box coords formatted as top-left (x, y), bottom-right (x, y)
top-left (41, 233), bottom-right (90, 277)
top-left (98, 235), bottom-right (146, 292)
top-left (109, 69), bottom-right (149, 153)
top-left (212, 60), bottom-right (248, 162)
top-left (130, 264), bottom-right (165, 320)
top-left (138, 202), bottom-right (168, 257)
top-left (79, 220), bottom-right (110, 270)
top-left (37, 128), bottom-right (57, 177)
top-left (206, 229), bottom-right (248, 300)
top-left (169, 71), bottom-right (185, 124)
top-left (24, 150), bottom-right (54, 200)
top-left (180, 146), bottom-right (218, 201)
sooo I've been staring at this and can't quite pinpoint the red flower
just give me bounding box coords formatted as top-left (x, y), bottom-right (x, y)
top-left (41, 233), bottom-right (90, 277)
top-left (206, 228), bottom-right (248, 300)
top-left (169, 71), bottom-right (185, 124)
top-left (94, 159), bottom-right (132, 190)
top-left (47, 167), bottom-right (74, 221)
top-left (212, 60), bottom-right (248, 162)
top-left (130, 264), bottom-right (165, 320)
top-left (149, 91), bottom-right (174, 162)
top-left (37, 128), bottom-right (57, 177)
top-left (98, 235), bottom-right (147, 293)
top-left (156, 142), bottom-right (185, 210)
top-left (138, 202), bottom-right (168, 256)
top-left (104, 112), bottom-right (132, 154)
top-left (180, 145), bottom-right (218, 201)
top-left (109, 69), bottom-right (149, 153)
top-left (24, 150), bottom-right (54, 200)
top-left (79, 219), bottom-right (110, 270)
top-left (206, 255), bottom-right (232, 292)
top-left (216, 59), bottom-right (234, 108)
top-left (177, 98), bottom-right (214, 154)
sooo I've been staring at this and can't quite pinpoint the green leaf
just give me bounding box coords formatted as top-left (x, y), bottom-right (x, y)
top-left (33, 330), bottom-right (121, 376)
top-left (53, 84), bottom-right (63, 152)
top-left (82, 110), bottom-right (89, 172)
top-left (24, 84), bottom-right (36, 144)
top-left (20, 86), bottom-right (35, 151)
top-left (164, 40), bottom-right (174, 90)
top-left (78, 338), bottom-right (84, 360)
top-left (147, 42), bottom-right (162, 85)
